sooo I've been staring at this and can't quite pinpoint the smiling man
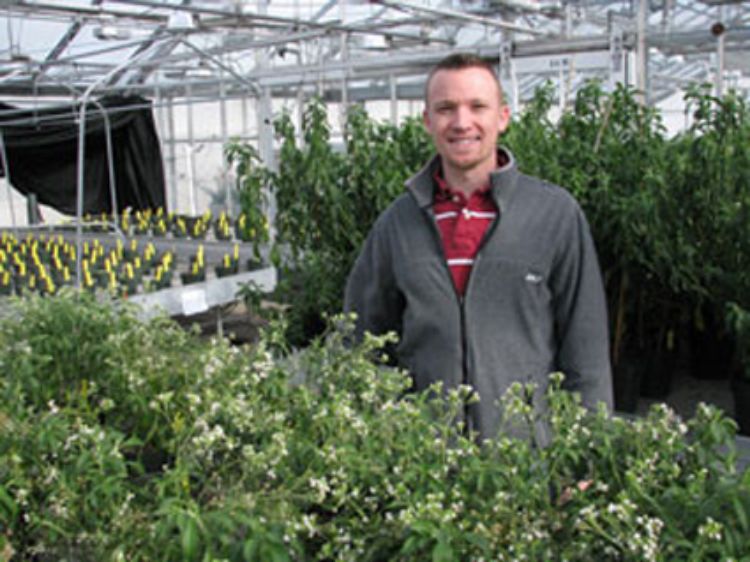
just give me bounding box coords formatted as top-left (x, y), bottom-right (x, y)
top-left (344, 53), bottom-right (613, 443)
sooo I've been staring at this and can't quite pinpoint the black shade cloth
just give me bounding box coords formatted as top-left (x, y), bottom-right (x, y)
top-left (0, 95), bottom-right (166, 215)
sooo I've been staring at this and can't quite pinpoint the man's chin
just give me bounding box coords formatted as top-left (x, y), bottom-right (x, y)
top-left (444, 157), bottom-right (481, 171)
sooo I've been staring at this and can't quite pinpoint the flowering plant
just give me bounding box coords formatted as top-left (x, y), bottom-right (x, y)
top-left (0, 292), bottom-right (748, 561)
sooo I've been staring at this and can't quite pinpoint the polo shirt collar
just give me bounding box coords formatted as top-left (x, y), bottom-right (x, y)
top-left (406, 147), bottom-right (521, 214)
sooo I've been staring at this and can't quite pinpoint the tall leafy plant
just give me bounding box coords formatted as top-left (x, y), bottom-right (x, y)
top-left (225, 142), bottom-right (271, 260)
top-left (230, 98), bottom-right (432, 344)
top-left (673, 85), bottom-right (750, 307)
top-left (664, 85), bottom-right (750, 379)
top-left (506, 81), bottom-right (676, 367)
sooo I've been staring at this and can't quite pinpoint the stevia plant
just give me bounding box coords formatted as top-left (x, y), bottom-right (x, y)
top-left (1, 292), bottom-right (749, 561)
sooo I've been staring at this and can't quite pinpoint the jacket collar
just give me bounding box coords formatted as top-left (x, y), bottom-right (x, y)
top-left (405, 147), bottom-right (520, 214)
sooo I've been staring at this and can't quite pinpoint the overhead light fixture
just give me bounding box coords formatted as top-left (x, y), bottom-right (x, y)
top-left (168, 11), bottom-right (195, 31)
top-left (93, 25), bottom-right (132, 40)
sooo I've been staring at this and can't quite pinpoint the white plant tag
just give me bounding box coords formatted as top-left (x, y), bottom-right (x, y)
top-left (181, 288), bottom-right (208, 315)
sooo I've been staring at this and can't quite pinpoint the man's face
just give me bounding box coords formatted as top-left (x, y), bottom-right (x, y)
top-left (423, 66), bottom-right (510, 178)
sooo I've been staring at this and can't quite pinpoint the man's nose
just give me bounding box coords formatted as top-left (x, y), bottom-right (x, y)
top-left (451, 105), bottom-right (471, 128)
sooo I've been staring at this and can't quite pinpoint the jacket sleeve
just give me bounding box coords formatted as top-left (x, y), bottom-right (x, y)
top-left (344, 217), bottom-right (404, 345)
top-left (550, 201), bottom-right (614, 411)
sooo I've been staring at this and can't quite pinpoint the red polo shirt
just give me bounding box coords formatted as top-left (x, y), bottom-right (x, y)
top-left (433, 169), bottom-right (499, 297)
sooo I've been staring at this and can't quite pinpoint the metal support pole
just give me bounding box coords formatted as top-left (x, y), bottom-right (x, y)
top-left (500, 40), bottom-right (518, 114)
top-left (220, 65), bottom-right (231, 217)
top-left (27, 193), bottom-right (40, 225)
top-left (166, 95), bottom-right (177, 213)
top-left (241, 95), bottom-right (249, 141)
top-left (216, 307), bottom-right (224, 339)
top-left (609, 20), bottom-right (624, 91)
top-left (155, 85), bottom-right (169, 212)
top-left (257, 87), bottom-right (276, 243)
top-left (317, 37), bottom-right (324, 98)
top-left (101, 106), bottom-right (119, 227)
top-left (297, 89), bottom-right (305, 145)
top-left (661, 0), bottom-right (673, 32)
top-left (715, 9), bottom-right (726, 98)
top-left (389, 73), bottom-right (398, 125)
top-left (340, 0), bottom-right (349, 129)
top-left (255, 0), bottom-right (275, 248)
top-left (186, 82), bottom-right (197, 216)
top-left (635, 0), bottom-right (648, 105)
top-left (340, 31), bottom-right (350, 132)
top-left (257, 88), bottom-right (278, 172)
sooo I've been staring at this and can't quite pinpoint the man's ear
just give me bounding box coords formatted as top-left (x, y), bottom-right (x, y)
top-left (422, 108), bottom-right (432, 133)
top-left (498, 104), bottom-right (511, 134)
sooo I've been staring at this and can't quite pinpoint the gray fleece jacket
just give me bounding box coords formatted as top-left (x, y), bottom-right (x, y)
top-left (344, 148), bottom-right (613, 442)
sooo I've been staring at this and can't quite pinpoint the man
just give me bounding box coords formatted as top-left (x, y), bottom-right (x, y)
top-left (344, 53), bottom-right (613, 442)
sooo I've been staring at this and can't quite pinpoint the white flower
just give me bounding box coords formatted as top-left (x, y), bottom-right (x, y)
top-left (301, 514), bottom-right (317, 537)
top-left (309, 476), bottom-right (330, 501)
top-left (98, 397), bottom-right (115, 411)
top-left (698, 517), bottom-right (723, 541)
top-left (43, 466), bottom-right (59, 485)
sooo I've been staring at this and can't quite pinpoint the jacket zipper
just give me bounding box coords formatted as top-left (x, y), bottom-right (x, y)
top-left (459, 213), bottom-right (501, 435)
top-left (425, 207), bottom-right (501, 436)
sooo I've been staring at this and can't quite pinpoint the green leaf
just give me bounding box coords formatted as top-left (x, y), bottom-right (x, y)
top-left (0, 485), bottom-right (18, 521)
top-left (432, 537), bottom-right (455, 562)
top-left (733, 496), bottom-right (749, 533)
top-left (181, 517), bottom-right (200, 561)
top-left (243, 539), bottom-right (257, 561)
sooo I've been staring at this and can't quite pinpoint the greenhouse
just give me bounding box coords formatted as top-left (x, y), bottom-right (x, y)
top-left (2, 0), bottom-right (750, 559)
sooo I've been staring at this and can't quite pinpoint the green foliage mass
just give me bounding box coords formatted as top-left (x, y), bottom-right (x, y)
top-left (228, 86), bottom-right (750, 377)
top-left (228, 100), bottom-right (432, 344)
top-left (1, 292), bottom-right (750, 560)
top-left (505, 81), bottom-right (750, 369)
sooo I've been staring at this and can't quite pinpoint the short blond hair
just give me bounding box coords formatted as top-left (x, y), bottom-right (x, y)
top-left (425, 53), bottom-right (504, 106)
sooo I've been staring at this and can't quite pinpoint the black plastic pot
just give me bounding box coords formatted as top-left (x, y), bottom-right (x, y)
top-left (215, 264), bottom-right (239, 278)
top-left (640, 351), bottom-right (676, 400)
top-left (690, 329), bottom-right (735, 380)
top-left (180, 271), bottom-right (206, 285)
top-left (614, 355), bottom-right (646, 414)
top-left (690, 305), bottom-right (735, 380)
top-left (732, 377), bottom-right (750, 436)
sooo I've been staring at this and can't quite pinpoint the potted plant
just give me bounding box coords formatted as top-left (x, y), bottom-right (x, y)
top-left (0, 269), bottom-right (11, 296)
top-left (214, 251), bottom-right (239, 278)
top-left (133, 209), bottom-right (152, 235)
top-left (148, 264), bottom-right (173, 291)
top-left (172, 216), bottom-right (189, 239)
top-left (181, 246), bottom-right (206, 285)
top-left (189, 216), bottom-right (210, 240)
top-left (213, 211), bottom-right (233, 241)
top-left (689, 302), bottom-right (736, 380)
top-left (726, 302), bottom-right (750, 435)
